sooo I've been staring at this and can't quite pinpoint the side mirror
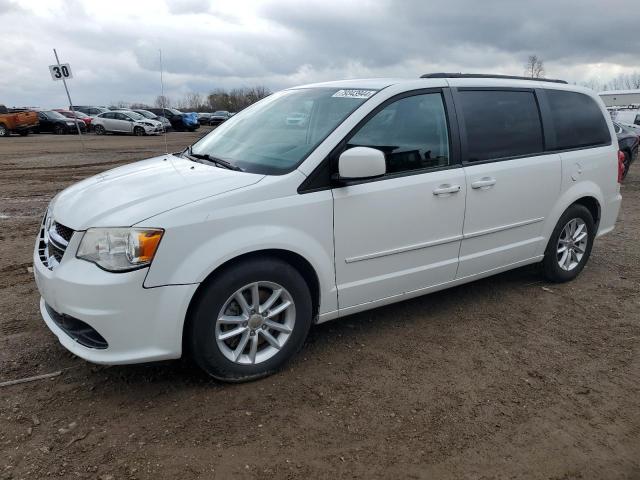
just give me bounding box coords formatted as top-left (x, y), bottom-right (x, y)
top-left (337, 147), bottom-right (386, 181)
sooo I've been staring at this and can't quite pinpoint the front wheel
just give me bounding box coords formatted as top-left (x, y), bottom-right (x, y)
top-left (133, 126), bottom-right (145, 136)
top-left (188, 257), bottom-right (313, 382)
top-left (94, 125), bottom-right (105, 135)
top-left (0, 123), bottom-right (9, 137)
top-left (54, 125), bottom-right (65, 135)
top-left (542, 204), bottom-right (595, 282)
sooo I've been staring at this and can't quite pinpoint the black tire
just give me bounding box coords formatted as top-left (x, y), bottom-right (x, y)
top-left (94, 125), bottom-right (105, 135)
top-left (19, 130), bottom-right (29, 136)
top-left (542, 204), bottom-right (596, 283)
top-left (188, 257), bottom-right (313, 382)
top-left (621, 150), bottom-right (631, 181)
top-left (54, 125), bottom-right (65, 135)
top-left (0, 123), bottom-right (9, 137)
top-left (133, 126), bottom-right (145, 136)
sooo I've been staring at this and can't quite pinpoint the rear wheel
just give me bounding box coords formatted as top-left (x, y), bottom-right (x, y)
top-left (94, 125), bottom-right (105, 135)
top-left (0, 123), bottom-right (9, 137)
top-left (133, 126), bottom-right (145, 136)
top-left (542, 204), bottom-right (595, 282)
top-left (188, 257), bottom-right (313, 382)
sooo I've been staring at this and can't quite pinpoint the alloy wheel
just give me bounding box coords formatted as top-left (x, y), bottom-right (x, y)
top-left (215, 281), bottom-right (295, 365)
top-left (556, 218), bottom-right (588, 271)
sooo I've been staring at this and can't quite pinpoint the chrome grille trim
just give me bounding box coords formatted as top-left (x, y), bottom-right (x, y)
top-left (38, 212), bottom-right (75, 270)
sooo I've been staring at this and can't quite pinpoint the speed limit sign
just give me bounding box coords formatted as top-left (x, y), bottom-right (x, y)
top-left (49, 63), bottom-right (73, 81)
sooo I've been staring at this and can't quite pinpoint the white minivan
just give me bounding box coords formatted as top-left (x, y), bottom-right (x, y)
top-left (34, 74), bottom-right (623, 381)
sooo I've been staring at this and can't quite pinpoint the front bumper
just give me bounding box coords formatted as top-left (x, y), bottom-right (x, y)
top-left (143, 125), bottom-right (163, 135)
top-left (33, 236), bottom-right (198, 365)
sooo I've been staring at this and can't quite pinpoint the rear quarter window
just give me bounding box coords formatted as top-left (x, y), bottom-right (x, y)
top-left (546, 90), bottom-right (610, 150)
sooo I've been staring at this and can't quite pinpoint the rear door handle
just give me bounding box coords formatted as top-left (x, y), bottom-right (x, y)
top-left (471, 177), bottom-right (496, 190)
top-left (433, 184), bottom-right (461, 196)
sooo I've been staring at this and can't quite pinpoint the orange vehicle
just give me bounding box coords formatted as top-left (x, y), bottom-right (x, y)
top-left (0, 105), bottom-right (39, 137)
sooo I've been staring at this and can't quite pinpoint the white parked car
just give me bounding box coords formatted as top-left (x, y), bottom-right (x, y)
top-left (92, 110), bottom-right (163, 136)
top-left (34, 74), bottom-right (623, 381)
top-left (612, 109), bottom-right (640, 126)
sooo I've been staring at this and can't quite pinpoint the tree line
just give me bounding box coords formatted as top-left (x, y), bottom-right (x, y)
top-left (111, 86), bottom-right (272, 113)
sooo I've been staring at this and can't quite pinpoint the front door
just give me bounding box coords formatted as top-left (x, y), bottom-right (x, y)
top-left (113, 113), bottom-right (133, 133)
top-left (332, 91), bottom-right (466, 310)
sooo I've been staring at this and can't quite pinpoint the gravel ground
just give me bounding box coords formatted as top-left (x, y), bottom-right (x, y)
top-left (0, 131), bottom-right (639, 480)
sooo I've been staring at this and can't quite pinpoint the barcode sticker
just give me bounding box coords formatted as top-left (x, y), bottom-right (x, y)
top-left (332, 89), bottom-right (377, 99)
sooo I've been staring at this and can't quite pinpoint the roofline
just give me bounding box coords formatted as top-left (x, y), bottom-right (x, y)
top-left (420, 73), bottom-right (568, 84)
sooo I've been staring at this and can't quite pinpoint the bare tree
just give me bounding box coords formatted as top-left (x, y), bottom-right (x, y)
top-left (580, 79), bottom-right (604, 92)
top-left (525, 55), bottom-right (545, 78)
top-left (109, 100), bottom-right (129, 109)
top-left (206, 86), bottom-right (271, 112)
top-left (154, 95), bottom-right (171, 108)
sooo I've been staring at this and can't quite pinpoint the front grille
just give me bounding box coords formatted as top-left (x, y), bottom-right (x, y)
top-left (49, 241), bottom-right (65, 262)
top-left (45, 303), bottom-right (108, 349)
top-left (38, 213), bottom-right (75, 270)
top-left (54, 222), bottom-right (73, 242)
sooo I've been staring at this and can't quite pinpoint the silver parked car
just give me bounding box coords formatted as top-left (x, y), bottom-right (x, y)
top-left (92, 111), bottom-right (163, 136)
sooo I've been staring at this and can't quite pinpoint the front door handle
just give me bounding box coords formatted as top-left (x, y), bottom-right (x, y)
top-left (433, 184), bottom-right (461, 196)
top-left (471, 177), bottom-right (497, 190)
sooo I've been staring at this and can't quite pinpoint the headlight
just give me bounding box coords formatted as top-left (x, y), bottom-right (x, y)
top-left (142, 122), bottom-right (153, 127)
top-left (66, 121), bottom-right (75, 125)
top-left (76, 228), bottom-right (164, 272)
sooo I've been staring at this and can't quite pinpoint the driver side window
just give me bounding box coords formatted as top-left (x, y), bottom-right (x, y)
top-left (347, 93), bottom-right (450, 175)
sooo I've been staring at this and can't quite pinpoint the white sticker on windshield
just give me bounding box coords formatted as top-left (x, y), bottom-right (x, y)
top-left (332, 89), bottom-right (377, 99)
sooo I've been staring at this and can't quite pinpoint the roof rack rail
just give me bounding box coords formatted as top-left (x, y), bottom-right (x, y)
top-left (420, 73), bottom-right (568, 84)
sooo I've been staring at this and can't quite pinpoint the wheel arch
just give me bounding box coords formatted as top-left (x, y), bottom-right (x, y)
top-left (573, 195), bottom-right (601, 229)
top-left (540, 182), bottom-right (604, 256)
top-left (182, 248), bottom-right (321, 353)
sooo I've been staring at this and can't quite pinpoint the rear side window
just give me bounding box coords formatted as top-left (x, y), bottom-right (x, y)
top-left (546, 90), bottom-right (610, 149)
top-left (458, 90), bottom-right (543, 162)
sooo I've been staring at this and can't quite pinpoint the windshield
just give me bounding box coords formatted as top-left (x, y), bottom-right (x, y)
top-left (125, 111), bottom-right (145, 121)
top-left (191, 87), bottom-right (376, 174)
top-left (135, 110), bottom-right (156, 119)
top-left (45, 111), bottom-right (67, 120)
top-left (213, 111), bottom-right (229, 116)
top-left (168, 108), bottom-right (182, 115)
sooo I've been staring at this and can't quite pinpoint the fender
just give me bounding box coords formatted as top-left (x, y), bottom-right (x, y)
top-left (140, 173), bottom-right (338, 315)
top-left (537, 179), bottom-right (604, 256)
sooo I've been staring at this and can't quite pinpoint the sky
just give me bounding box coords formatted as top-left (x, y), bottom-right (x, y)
top-left (1, 0), bottom-right (639, 108)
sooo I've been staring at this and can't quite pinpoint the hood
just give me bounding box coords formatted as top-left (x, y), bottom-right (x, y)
top-left (50, 154), bottom-right (264, 230)
top-left (137, 119), bottom-right (162, 126)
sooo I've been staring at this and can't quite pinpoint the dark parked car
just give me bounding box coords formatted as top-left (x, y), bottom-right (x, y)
top-left (35, 111), bottom-right (86, 134)
top-left (209, 110), bottom-right (231, 126)
top-left (147, 108), bottom-right (199, 132)
top-left (614, 121), bottom-right (639, 180)
top-left (133, 109), bottom-right (172, 132)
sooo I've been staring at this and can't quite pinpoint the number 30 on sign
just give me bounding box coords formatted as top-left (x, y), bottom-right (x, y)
top-left (49, 64), bottom-right (73, 81)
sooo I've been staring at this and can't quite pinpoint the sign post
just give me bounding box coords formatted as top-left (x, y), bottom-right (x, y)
top-left (50, 49), bottom-right (85, 150)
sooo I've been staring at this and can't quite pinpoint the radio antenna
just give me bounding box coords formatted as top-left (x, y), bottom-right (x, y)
top-left (159, 48), bottom-right (168, 155)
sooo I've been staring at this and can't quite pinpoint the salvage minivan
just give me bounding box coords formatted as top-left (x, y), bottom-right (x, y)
top-left (34, 74), bottom-right (623, 381)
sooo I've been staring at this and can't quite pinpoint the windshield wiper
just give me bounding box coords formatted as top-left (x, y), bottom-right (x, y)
top-left (185, 147), bottom-right (243, 171)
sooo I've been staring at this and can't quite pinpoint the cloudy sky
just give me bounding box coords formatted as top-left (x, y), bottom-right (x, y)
top-left (1, 0), bottom-right (639, 108)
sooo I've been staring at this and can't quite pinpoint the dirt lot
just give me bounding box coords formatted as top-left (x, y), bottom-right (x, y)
top-left (0, 131), bottom-right (639, 480)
